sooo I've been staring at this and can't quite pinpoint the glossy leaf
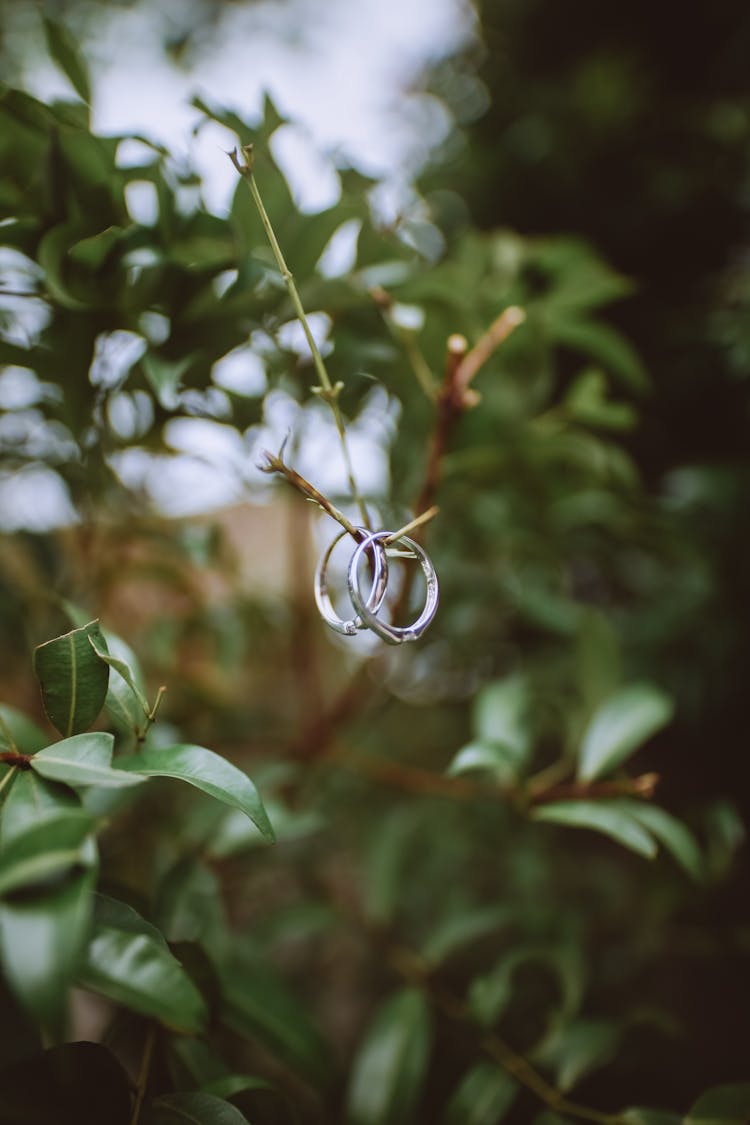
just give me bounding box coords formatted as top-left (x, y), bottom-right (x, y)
top-left (577, 684), bottom-right (673, 782)
top-left (0, 864), bottom-right (96, 1032)
top-left (31, 732), bottom-right (145, 789)
top-left (0, 809), bottom-right (95, 896)
top-left (0, 704), bottom-right (48, 755)
top-left (118, 745), bottom-right (274, 841)
top-left (89, 636), bottom-right (150, 716)
top-left (42, 17), bottom-right (92, 103)
top-left (150, 1092), bottom-right (251, 1124)
top-left (79, 895), bottom-right (207, 1033)
top-left (442, 1062), bottom-right (517, 1125)
top-left (624, 802), bottom-right (703, 880)
top-left (0, 769), bottom-right (80, 847)
top-left (33, 621), bottom-right (110, 738)
top-left (685, 1084), bottom-right (750, 1125)
top-left (532, 800), bottom-right (658, 858)
top-left (446, 741), bottom-right (519, 784)
top-left (347, 988), bottom-right (432, 1125)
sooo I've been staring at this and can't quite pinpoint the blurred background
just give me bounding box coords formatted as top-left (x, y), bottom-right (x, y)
top-left (1, 0), bottom-right (749, 1120)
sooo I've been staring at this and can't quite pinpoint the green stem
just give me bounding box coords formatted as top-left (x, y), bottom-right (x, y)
top-left (0, 766), bottom-right (18, 795)
top-left (230, 145), bottom-right (371, 529)
top-left (0, 711), bottom-right (18, 753)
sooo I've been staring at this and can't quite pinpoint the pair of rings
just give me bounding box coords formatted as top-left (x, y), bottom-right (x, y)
top-left (314, 527), bottom-right (439, 645)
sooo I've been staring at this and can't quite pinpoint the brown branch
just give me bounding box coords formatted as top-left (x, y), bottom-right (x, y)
top-left (453, 305), bottom-right (526, 402)
top-left (326, 747), bottom-right (659, 809)
top-left (528, 772), bottom-right (660, 805)
top-left (328, 747), bottom-right (490, 799)
top-left (0, 751), bottom-right (31, 769)
top-left (414, 306), bottom-right (525, 519)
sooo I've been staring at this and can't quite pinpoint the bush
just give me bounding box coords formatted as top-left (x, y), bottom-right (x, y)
top-left (0, 26), bottom-right (747, 1125)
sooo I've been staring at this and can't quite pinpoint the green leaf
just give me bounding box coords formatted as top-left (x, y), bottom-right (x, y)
top-left (155, 855), bottom-right (224, 943)
top-left (624, 802), bottom-right (703, 880)
top-left (69, 225), bottom-right (123, 268)
top-left (564, 368), bottom-right (637, 431)
top-left (150, 1093), bottom-right (251, 1124)
top-left (446, 741), bottom-right (520, 784)
top-left (89, 636), bottom-right (150, 717)
top-left (207, 802), bottom-right (321, 857)
top-left (79, 895), bottom-right (207, 1033)
top-left (142, 353), bottom-right (192, 409)
top-left (0, 865), bottom-right (96, 1033)
top-left (577, 684), bottom-right (674, 782)
top-left (42, 16), bottom-right (92, 103)
top-left (33, 621), bottom-right (110, 738)
top-left (422, 905), bottom-right (512, 966)
top-left (219, 954), bottom-right (330, 1085)
top-left (31, 732), bottom-right (146, 789)
top-left (532, 800), bottom-right (658, 859)
top-left (468, 945), bottom-right (583, 1030)
top-left (202, 1075), bottom-right (274, 1100)
top-left (0, 809), bottom-right (95, 896)
top-left (536, 1018), bottom-right (620, 1091)
top-left (685, 1084), bottom-right (750, 1125)
top-left (0, 704), bottom-right (48, 755)
top-left (118, 745), bottom-right (274, 841)
top-left (37, 220), bottom-right (93, 310)
top-left (442, 1062), bottom-right (517, 1125)
top-left (0, 769), bottom-right (80, 848)
top-left (472, 675), bottom-right (531, 772)
top-left (98, 632), bottom-right (149, 734)
top-left (347, 988), bottom-right (432, 1125)
top-left (620, 1110), bottom-right (681, 1125)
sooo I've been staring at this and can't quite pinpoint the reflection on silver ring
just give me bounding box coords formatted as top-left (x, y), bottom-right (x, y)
top-left (347, 530), bottom-right (439, 645)
top-left (314, 528), bottom-right (389, 636)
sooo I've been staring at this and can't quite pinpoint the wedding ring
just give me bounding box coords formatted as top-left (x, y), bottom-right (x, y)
top-left (314, 528), bottom-right (389, 636)
top-left (347, 530), bottom-right (439, 644)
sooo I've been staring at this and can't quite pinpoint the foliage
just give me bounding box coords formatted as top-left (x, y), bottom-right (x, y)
top-left (0, 19), bottom-right (747, 1125)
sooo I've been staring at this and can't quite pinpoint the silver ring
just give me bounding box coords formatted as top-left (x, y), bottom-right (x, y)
top-left (347, 531), bottom-right (439, 645)
top-left (314, 528), bottom-right (389, 636)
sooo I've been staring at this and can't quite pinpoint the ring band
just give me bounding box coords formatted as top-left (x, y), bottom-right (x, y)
top-left (314, 528), bottom-right (389, 636)
top-left (347, 530), bottom-right (439, 645)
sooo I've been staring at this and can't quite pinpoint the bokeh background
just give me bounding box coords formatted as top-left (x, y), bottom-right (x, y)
top-left (1, 1), bottom-right (749, 1121)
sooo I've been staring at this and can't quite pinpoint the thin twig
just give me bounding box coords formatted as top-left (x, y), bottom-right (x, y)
top-left (453, 305), bottom-right (526, 403)
top-left (229, 144), bottom-right (370, 529)
top-left (414, 307), bottom-right (526, 518)
top-left (327, 746), bottom-right (659, 810)
top-left (528, 772), bottom-right (660, 805)
top-left (260, 449), bottom-right (362, 540)
top-left (385, 506), bottom-right (439, 544)
top-left (260, 449), bottom-right (439, 546)
top-left (130, 1023), bottom-right (156, 1125)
